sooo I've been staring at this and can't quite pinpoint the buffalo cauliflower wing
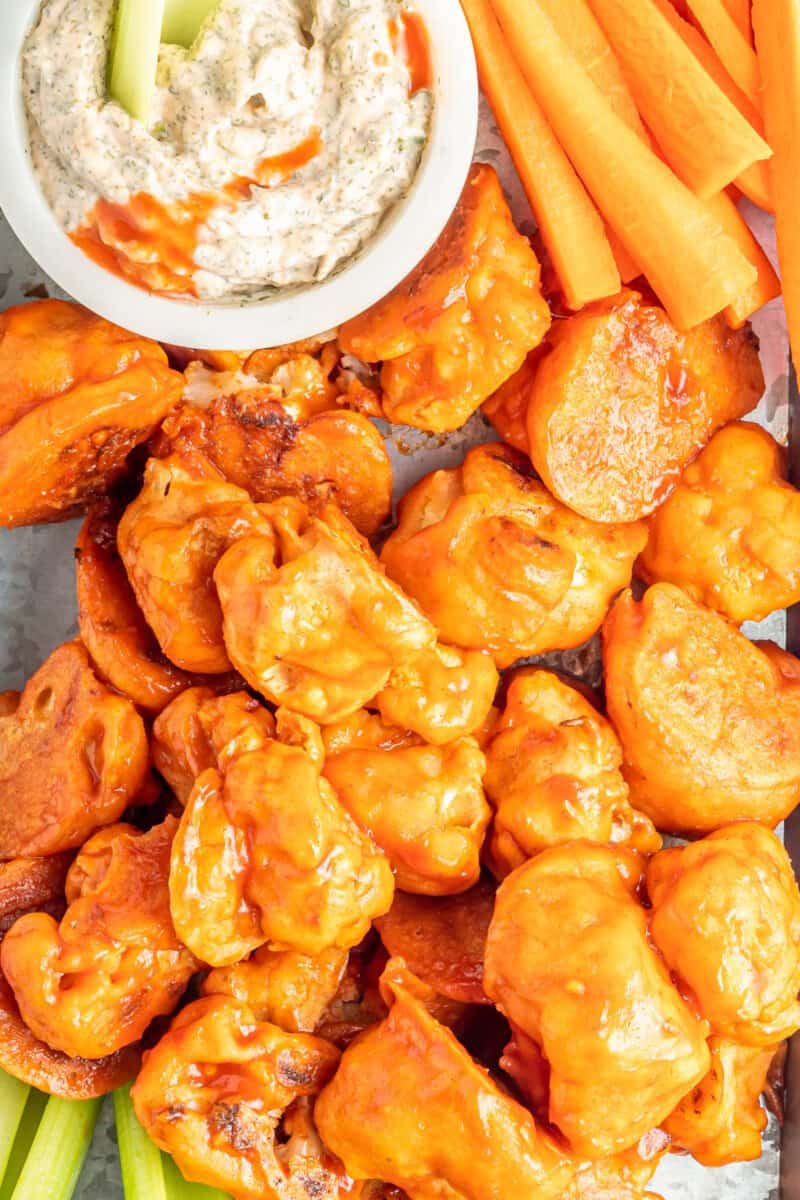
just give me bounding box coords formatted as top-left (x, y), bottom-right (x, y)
top-left (484, 844), bottom-right (710, 1158)
top-left (153, 688), bottom-right (276, 806)
top-left (322, 710), bottom-right (491, 895)
top-left (169, 712), bottom-right (393, 966)
top-left (317, 960), bottom-right (666, 1199)
top-left (315, 961), bottom-right (575, 1200)
top-left (1, 818), bottom-right (195, 1059)
top-left (131, 995), bottom-right (351, 1200)
top-left (525, 290), bottom-right (763, 523)
top-left (339, 165), bottom-right (551, 433)
top-left (640, 422), bottom-right (800, 623)
top-left (375, 642), bottom-right (498, 746)
top-left (76, 504), bottom-right (202, 714)
top-left (647, 824), bottom-right (800, 1046)
top-left (215, 498), bottom-right (437, 723)
top-left (603, 584), bottom-right (800, 834)
top-left (0, 300), bottom-right (183, 527)
top-left (0, 972), bottom-right (140, 1098)
top-left (118, 455), bottom-right (275, 674)
top-left (159, 374), bottom-right (392, 537)
top-left (663, 1037), bottom-right (775, 1167)
top-left (202, 946), bottom-right (348, 1034)
top-left (484, 669), bottom-right (660, 876)
top-left (381, 443), bottom-right (646, 668)
top-left (0, 641), bottom-right (150, 859)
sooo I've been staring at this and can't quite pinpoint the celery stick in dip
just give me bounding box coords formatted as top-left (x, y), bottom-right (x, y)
top-left (108, 0), bottom-right (165, 123)
top-left (161, 0), bottom-right (220, 48)
top-left (22, 0), bottom-right (433, 301)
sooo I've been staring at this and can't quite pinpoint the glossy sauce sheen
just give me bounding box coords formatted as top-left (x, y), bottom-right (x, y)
top-left (393, 12), bottom-right (434, 95)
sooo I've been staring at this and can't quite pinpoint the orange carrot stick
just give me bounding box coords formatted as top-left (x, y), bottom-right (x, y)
top-left (585, 0), bottom-right (770, 197)
top-left (607, 230), bottom-right (641, 284)
top-left (685, 0), bottom-right (760, 104)
top-left (650, 0), bottom-right (760, 126)
top-left (534, 0), bottom-right (647, 138)
top-left (550, 0), bottom-right (769, 306)
top-left (704, 191), bottom-right (780, 325)
top-left (459, 0), bottom-right (620, 308)
top-left (535, 0), bottom-right (648, 278)
top-left (752, 0), bottom-right (800, 367)
top-left (730, 163), bottom-right (772, 214)
top-left (490, 0), bottom-right (757, 329)
top-left (724, 0), bottom-right (753, 42)
top-left (607, 2), bottom-right (773, 320)
top-left (649, 0), bottom-right (772, 209)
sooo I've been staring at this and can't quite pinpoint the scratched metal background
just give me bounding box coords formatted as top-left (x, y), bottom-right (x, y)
top-left (0, 97), bottom-right (791, 1199)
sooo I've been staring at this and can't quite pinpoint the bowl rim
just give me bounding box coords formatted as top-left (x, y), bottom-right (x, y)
top-left (0, 0), bottom-right (478, 350)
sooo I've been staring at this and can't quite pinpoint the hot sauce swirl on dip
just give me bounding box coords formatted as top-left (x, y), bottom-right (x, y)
top-left (22, 0), bottom-right (433, 300)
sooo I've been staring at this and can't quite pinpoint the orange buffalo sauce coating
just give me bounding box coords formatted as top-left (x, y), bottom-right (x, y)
top-left (374, 880), bottom-right (496, 1005)
top-left (153, 689), bottom-right (276, 807)
top-left (72, 135), bottom-right (322, 296)
top-left (640, 421), bottom-right (800, 623)
top-left (0, 642), bottom-right (150, 860)
top-left (0, 300), bottom-right (182, 528)
top-left (317, 959), bottom-right (667, 1198)
top-left (131, 995), bottom-right (354, 1200)
top-left (1, 819), bottom-right (196, 1061)
top-left (484, 843), bottom-right (710, 1159)
top-left (169, 710), bottom-right (393, 967)
top-left (315, 961), bottom-right (576, 1200)
top-left (647, 824), bottom-right (800, 1046)
top-left (0, 972), bottom-right (140, 1099)
top-left (604, 585), bottom-right (800, 834)
top-left (118, 455), bottom-right (276, 675)
top-left (381, 442), bottom-right (646, 668)
top-left (202, 945), bottom-right (348, 1034)
top-left (340, 165), bottom-right (551, 433)
top-left (322, 710), bottom-right (491, 896)
top-left (160, 383), bottom-right (393, 538)
top-left (525, 289), bottom-right (764, 523)
top-left (481, 348), bottom-right (543, 454)
top-left (663, 1037), bottom-right (775, 1167)
top-left (215, 498), bottom-right (437, 724)
top-left (72, 193), bottom-right (217, 297)
top-left (648, 824), bottom-right (800, 1166)
top-left (0, 855), bottom-right (70, 941)
top-left (76, 506), bottom-right (204, 714)
top-left (376, 642), bottom-right (499, 746)
top-left (484, 669), bottom-right (660, 876)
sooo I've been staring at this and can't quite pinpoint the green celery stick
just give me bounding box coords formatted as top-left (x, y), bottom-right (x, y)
top-left (114, 1085), bottom-right (169, 1200)
top-left (0, 1090), bottom-right (46, 1200)
top-left (161, 1151), bottom-right (232, 1199)
top-left (10, 1096), bottom-right (101, 1200)
top-left (161, 0), bottom-right (219, 47)
top-left (0, 1073), bottom-right (31, 1187)
top-left (108, 0), bottom-right (167, 124)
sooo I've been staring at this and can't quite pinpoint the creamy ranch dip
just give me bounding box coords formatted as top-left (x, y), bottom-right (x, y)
top-left (22, 0), bottom-right (433, 300)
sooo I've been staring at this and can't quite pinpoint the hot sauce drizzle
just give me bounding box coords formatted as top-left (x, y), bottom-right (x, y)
top-left (400, 11), bottom-right (433, 96)
top-left (389, 10), bottom-right (433, 96)
top-left (70, 132), bottom-right (323, 297)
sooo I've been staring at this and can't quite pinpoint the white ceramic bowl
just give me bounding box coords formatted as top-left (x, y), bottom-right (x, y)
top-left (0, 0), bottom-right (478, 349)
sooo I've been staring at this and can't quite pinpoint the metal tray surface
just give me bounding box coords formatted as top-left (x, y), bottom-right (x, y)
top-left (0, 98), bottom-right (792, 1200)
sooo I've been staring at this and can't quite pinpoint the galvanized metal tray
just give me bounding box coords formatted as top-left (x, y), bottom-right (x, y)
top-left (0, 98), bottom-right (792, 1199)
